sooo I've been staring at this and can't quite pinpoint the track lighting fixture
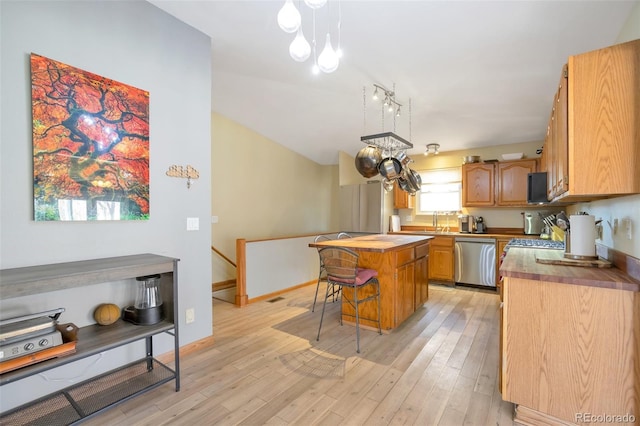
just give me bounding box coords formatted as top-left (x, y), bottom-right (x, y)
top-left (372, 84), bottom-right (402, 117)
top-left (424, 143), bottom-right (440, 156)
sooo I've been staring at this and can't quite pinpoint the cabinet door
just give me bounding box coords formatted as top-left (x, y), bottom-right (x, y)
top-left (393, 181), bottom-right (415, 209)
top-left (496, 159), bottom-right (537, 206)
top-left (462, 163), bottom-right (495, 206)
top-left (396, 261), bottom-right (415, 325)
top-left (428, 237), bottom-right (454, 282)
top-left (496, 239), bottom-right (510, 288)
top-left (554, 64), bottom-right (569, 197)
top-left (548, 103), bottom-right (558, 199)
top-left (546, 65), bottom-right (568, 200)
top-left (415, 244), bottom-right (429, 309)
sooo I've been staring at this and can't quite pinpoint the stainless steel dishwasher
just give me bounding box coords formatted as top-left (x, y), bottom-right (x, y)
top-left (454, 237), bottom-right (496, 288)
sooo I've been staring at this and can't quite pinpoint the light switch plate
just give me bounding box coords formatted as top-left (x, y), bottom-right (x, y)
top-left (187, 217), bottom-right (199, 231)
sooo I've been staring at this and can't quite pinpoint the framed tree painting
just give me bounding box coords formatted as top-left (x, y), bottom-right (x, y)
top-left (31, 53), bottom-right (150, 221)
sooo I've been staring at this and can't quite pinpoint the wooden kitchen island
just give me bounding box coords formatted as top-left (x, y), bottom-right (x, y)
top-left (500, 247), bottom-right (640, 425)
top-left (309, 234), bottom-right (432, 331)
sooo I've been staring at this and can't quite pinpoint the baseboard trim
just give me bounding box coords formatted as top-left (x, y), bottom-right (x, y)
top-left (247, 280), bottom-right (316, 304)
top-left (514, 405), bottom-right (577, 426)
top-left (212, 279), bottom-right (236, 292)
top-left (156, 335), bottom-right (215, 364)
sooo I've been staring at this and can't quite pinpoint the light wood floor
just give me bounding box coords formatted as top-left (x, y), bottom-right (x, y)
top-left (86, 284), bottom-right (516, 425)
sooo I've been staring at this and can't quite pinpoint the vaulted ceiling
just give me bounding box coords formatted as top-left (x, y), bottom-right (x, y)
top-left (149, 0), bottom-right (636, 164)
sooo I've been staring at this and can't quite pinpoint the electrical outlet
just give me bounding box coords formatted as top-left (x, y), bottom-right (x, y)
top-left (596, 223), bottom-right (603, 240)
top-left (405, 215), bottom-right (413, 222)
top-left (623, 218), bottom-right (633, 240)
top-left (185, 308), bottom-right (195, 324)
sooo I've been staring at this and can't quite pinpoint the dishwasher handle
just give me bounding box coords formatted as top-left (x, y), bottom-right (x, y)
top-left (455, 237), bottom-right (496, 244)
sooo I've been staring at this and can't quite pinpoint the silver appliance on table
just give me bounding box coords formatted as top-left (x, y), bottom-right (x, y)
top-left (522, 211), bottom-right (551, 235)
top-left (339, 181), bottom-right (394, 233)
top-left (455, 237), bottom-right (496, 288)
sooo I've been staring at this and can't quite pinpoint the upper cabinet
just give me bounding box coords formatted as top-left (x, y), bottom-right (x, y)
top-left (394, 180), bottom-right (415, 209)
top-left (496, 159), bottom-right (538, 206)
top-left (462, 159), bottom-right (537, 207)
top-left (462, 163), bottom-right (495, 206)
top-left (542, 39), bottom-right (640, 202)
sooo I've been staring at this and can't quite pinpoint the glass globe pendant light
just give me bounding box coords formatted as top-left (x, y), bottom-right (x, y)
top-left (277, 0), bottom-right (301, 33)
top-left (304, 0), bottom-right (327, 9)
top-left (289, 27), bottom-right (311, 62)
top-left (317, 33), bottom-right (339, 73)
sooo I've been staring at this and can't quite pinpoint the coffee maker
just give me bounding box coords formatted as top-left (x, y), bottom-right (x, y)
top-left (458, 215), bottom-right (471, 233)
top-left (123, 274), bottom-right (164, 325)
top-left (474, 216), bottom-right (486, 233)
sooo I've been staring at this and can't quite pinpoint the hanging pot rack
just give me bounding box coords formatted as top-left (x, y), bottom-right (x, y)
top-left (360, 131), bottom-right (413, 153)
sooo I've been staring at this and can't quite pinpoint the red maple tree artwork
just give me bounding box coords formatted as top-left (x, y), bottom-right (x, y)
top-left (31, 53), bottom-right (150, 221)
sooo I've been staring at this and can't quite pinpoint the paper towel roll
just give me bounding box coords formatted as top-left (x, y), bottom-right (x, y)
top-left (390, 215), bottom-right (401, 232)
top-left (569, 215), bottom-right (596, 257)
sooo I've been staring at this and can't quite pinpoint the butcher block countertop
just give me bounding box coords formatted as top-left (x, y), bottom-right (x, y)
top-left (501, 247), bottom-right (640, 292)
top-left (391, 230), bottom-right (527, 239)
top-left (309, 234), bottom-right (432, 252)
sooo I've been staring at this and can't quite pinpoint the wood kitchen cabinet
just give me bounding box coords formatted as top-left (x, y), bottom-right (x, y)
top-left (396, 249), bottom-right (416, 325)
top-left (495, 238), bottom-right (511, 289)
top-left (462, 163), bottom-right (495, 206)
top-left (501, 248), bottom-right (640, 424)
top-left (542, 39), bottom-right (640, 202)
top-left (393, 181), bottom-right (415, 209)
top-left (496, 159), bottom-right (537, 205)
top-left (414, 243), bottom-right (429, 309)
top-left (463, 160), bottom-right (537, 207)
top-left (542, 65), bottom-right (568, 200)
top-left (428, 236), bottom-right (454, 284)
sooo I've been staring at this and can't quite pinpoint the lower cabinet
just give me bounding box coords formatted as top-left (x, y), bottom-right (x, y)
top-left (495, 238), bottom-right (511, 288)
top-left (415, 243), bottom-right (429, 309)
top-left (396, 258), bottom-right (415, 325)
top-left (428, 236), bottom-right (454, 283)
top-left (502, 276), bottom-right (639, 424)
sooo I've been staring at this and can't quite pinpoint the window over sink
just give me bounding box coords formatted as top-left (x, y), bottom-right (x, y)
top-left (417, 167), bottom-right (462, 214)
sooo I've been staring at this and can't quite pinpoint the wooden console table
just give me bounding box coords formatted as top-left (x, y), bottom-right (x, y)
top-left (0, 254), bottom-right (180, 424)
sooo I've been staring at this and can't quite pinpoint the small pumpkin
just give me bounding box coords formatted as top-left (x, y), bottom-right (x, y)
top-left (94, 303), bottom-right (120, 326)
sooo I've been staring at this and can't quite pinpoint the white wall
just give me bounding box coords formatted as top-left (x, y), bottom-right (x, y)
top-left (245, 236), bottom-right (319, 299)
top-left (0, 0), bottom-right (212, 410)
top-left (211, 113), bottom-right (339, 284)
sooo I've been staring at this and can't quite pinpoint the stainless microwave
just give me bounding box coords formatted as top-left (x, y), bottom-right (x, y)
top-left (527, 172), bottom-right (548, 204)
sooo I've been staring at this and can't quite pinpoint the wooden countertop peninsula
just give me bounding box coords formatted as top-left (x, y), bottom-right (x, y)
top-left (500, 247), bottom-right (640, 292)
top-left (309, 234), bottom-right (432, 331)
top-left (500, 247), bottom-right (640, 425)
top-left (309, 234), bottom-right (431, 252)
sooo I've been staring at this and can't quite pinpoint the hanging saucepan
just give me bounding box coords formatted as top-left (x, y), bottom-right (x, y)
top-left (403, 168), bottom-right (422, 194)
top-left (395, 151), bottom-right (413, 166)
top-left (397, 176), bottom-right (411, 192)
top-left (377, 157), bottom-right (403, 180)
top-left (382, 178), bottom-right (395, 193)
top-left (355, 145), bottom-right (382, 178)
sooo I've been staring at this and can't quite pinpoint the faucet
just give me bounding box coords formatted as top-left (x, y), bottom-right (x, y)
top-left (442, 212), bottom-right (451, 233)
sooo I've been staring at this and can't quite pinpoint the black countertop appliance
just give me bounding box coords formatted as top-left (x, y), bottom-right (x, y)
top-left (527, 172), bottom-right (549, 204)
